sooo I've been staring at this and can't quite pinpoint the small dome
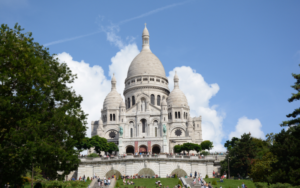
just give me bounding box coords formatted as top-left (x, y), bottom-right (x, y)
top-left (167, 88), bottom-right (188, 107)
top-left (167, 72), bottom-right (188, 107)
top-left (120, 100), bottom-right (125, 107)
top-left (111, 73), bottom-right (116, 82)
top-left (103, 90), bottom-right (123, 109)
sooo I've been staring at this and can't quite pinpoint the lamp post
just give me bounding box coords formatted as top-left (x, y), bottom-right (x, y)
top-left (226, 151), bottom-right (230, 179)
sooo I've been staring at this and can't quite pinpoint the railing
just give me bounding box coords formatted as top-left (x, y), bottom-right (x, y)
top-left (79, 154), bottom-right (215, 162)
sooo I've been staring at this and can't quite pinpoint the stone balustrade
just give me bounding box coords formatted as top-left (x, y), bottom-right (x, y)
top-left (79, 154), bottom-right (215, 163)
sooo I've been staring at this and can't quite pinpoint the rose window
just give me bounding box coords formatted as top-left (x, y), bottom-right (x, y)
top-left (109, 131), bottom-right (116, 138)
top-left (175, 129), bottom-right (182, 136)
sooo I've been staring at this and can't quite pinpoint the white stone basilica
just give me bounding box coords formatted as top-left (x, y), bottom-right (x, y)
top-left (73, 25), bottom-right (222, 180)
top-left (91, 25), bottom-right (203, 155)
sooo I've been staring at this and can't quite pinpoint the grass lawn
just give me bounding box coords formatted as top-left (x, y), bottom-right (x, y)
top-left (23, 180), bottom-right (92, 188)
top-left (204, 178), bottom-right (256, 188)
top-left (115, 178), bottom-right (180, 188)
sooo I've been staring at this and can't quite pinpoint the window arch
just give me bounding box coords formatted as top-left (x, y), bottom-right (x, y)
top-left (132, 96), bottom-right (135, 106)
top-left (113, 114), bottom-right (115, 121)
top-left (142, 119), bottom-right (146, 133)
top-left (110, 114), bottom-right (112, 121)
top-left (151, 94), bottom-right (155, 105)
top-left (157, 95), bottom-right (161, 106)
top-left (127, 98), bottom-right (131, 108)
top-left (178, 112), bottom-right (180, 119)
top-left (175, 112), bottom-right (178, 119)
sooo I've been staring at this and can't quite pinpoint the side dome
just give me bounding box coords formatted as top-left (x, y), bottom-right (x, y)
top-left (103, 90), bottom-right (123, 109)
top-left (167, 72), bottom-right (189, 107)
top-left (103, 74), bottom-right (123, 109)
top-left (126, 24), bottom-right (166, 79)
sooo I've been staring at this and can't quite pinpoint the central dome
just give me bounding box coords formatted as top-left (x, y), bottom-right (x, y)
top-left (127, 50), bottom-right (166, 79)
top-left (126, 25), bottom-right (167, 80)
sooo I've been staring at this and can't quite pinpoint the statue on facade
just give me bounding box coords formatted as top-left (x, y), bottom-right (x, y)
top-left (141, 100), bottom-right (145, 112)
top-left (163, 124), bottom-right (167, 134)
top-left (119, 126), bottom-right (123, 136)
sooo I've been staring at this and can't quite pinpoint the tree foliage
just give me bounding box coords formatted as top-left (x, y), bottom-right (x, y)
top-left (269, 126), bottom-right (300, 185)
top-left (0, 23), bottom-right (87, 185)
top-left (201, 140), bottom-right (214, 151)
top-left (107, 142), bottom-right (119, 154)
top-left (174, 145), bottom-right (182, 153)
top-left (281, 68), bottom-right (300, 127)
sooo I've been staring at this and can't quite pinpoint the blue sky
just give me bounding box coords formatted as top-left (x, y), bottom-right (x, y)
top-left (1, 0), bottom-right (300, 150)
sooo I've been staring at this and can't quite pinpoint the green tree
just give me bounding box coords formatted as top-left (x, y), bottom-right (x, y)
top-left (181, 143), bottom-right (195, 154)
top-left (224, 137), bottom-right (240, 151)
top-left (174, 145), bottom-right (182, 153)
top-left (0, 24), bottom-right (87, 186)
top-left (90, 136), bottom-right (108, 154)
top-left (281, 67), bottom-right (300, 127)
top-left (270, 126), bottom-right (300, 185)
top-left (194, 144), bottom-right (202, 153)
top-left (222, 133), bottom-right (256, 177)
top-left (201, 140), bottom-right (214, 151)
top-left (107, 142), bottom-right (119, 154)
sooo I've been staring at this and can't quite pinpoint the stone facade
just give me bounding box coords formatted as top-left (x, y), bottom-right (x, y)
top-left (77, 155), bottom-right (215, 179)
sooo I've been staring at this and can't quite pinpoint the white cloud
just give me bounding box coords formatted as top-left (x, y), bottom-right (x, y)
top-left (168, 67), bottom-right (225, 151)
top-left (229, 116), bottom-right (265, 139)
top-left (56, 44), bottom-right (139, 139)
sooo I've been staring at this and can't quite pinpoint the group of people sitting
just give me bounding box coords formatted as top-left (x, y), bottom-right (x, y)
top-left (123, 178), bottom-right (135, 185)
top-left (96, 177), bottom-right (111, 186)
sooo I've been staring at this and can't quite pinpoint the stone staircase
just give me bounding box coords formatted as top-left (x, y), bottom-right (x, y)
top-left (91, 178), bottom-right (116, 188)
top-left (184, 177), bottom-right (206, 188)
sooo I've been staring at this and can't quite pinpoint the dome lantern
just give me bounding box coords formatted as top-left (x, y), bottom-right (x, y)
top-left (111, 73), bottom-right (116, 91)
top-left (142, 23), bottom-right (150, 51)
top-left (174, 71), bottom-right (179, 89)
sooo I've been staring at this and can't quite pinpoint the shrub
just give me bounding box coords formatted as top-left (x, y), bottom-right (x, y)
top-left (174, 174), bottom-right (177, 178)
top-left (87, 153), bottom-right (98, 157)
top-left (205, 175), bottom-right (208, 178)
top-left (212, 180), bottom-right (217, 185)
top-left (34, 182), bottom-right (42, 188)
top-left (255, 182), bottom-right (267, 188)
top-left (118, 176), bottom-right (121, 180)
top-left (87, 176), bottom-right (90, 180)
top-left (116, 182), bottom-right (120, 187)
top-left (178, 180), bottom-right (183, 187)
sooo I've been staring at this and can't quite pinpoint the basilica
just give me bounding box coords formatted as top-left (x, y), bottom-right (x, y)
top-left (91, 25), bottom-right (203, 155)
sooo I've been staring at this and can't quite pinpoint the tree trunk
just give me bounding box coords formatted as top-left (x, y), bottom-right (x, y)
top-left (31, 163), bottom-right (34, 188)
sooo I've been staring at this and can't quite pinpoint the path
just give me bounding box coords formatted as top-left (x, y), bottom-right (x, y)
top-left (185, 177), bottom-right (206, 188)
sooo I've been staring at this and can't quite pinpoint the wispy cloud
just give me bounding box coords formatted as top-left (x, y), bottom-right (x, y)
top-left (44, 1), bottom-right (191, 47)
top-left (119, 1), bottom-right (191, 25)
top-left (43, 31), bottom-right (101, 47)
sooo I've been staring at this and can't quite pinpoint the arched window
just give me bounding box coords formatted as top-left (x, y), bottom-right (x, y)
top-left (110, 114), bottom-right (112, 121)
top-left (113, 114), bottom-right (115, 121)
top-left (155, 127), bottom-right (157, 137)
top-left (142, 119), bottom-right (146, 133)
top-left (130, 128), bottom-right (133, 138)
top-left (157, 95), bottom-right (161, 106)
top-left (151, 94), bottom-right (155, 105)
top-left (170, 113), bottom-right (172, 120)
top-left (178, 112), bottom-right (181, 119)
top-left (132, 96), bottom-right (135, 106)
top-left (128, 98), bottom-right (131, 108)
top-left (175, 112), bottom-right (177, 119)
top-left (125, 99), bottom-right (127, 109)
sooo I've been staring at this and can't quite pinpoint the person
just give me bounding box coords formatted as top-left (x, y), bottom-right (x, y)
top-left (108, 179), bottom-right (111, 185)
top-left (194, 171), bottom-right (197, 178)
top-left (128, 180), bottom-right (130, 185)
top-left (198, 177), bottom-right (201, 184)
top-left (131, 181), bottom-right (134, 185)
top-left (98, 178), bottom-right (101, 186)
top-left (190, 172), bottom-right (192, 178)
top-left (193, 178), bottom-right (196, 185)
top-left (242, 183), bottom-right (245, 188)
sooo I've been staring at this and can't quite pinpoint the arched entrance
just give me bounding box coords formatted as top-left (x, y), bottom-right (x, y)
top-left (105, 169), bottom-right (122, 179)
top-left (171, 169), bottom-right (187, 178)
top-left (138, 168), bottom-right (155, 177)
top-left (152, 145), bottom-right (160, 154)
top-left (126, 145), bottom-right (134, 154)
top-left (139, 145), bottom-right (147, 154)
